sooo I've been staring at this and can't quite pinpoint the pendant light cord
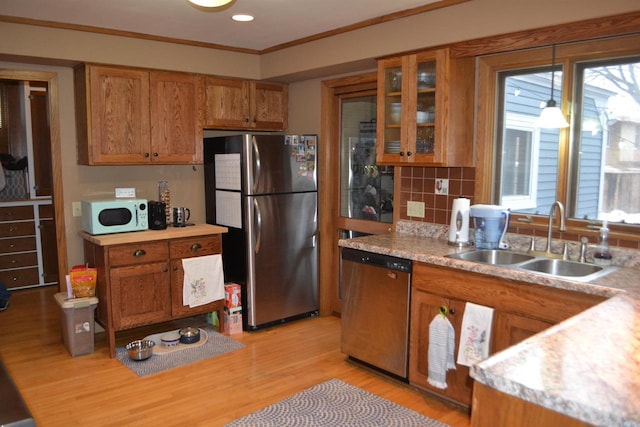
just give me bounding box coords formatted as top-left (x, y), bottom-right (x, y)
top-left (550, 45), bottom-right (556, 102)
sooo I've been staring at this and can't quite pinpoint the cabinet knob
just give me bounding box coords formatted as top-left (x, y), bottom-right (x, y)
top-left (153, 152), bottom-right (159, 157)
top-left (406, 151), bottom-right (412, 157)
top-left (190, 243), bottom-right (202, 251)
top-left (144, 153), bottom-right (150, 158)
top-left (173, 266), bottom-right (179, 271)
top-left (244, 117), bottom-right (250, 123)
top-left (163, 267), bottom-right (169, 273)
top-left (133, 249), bottom-right (147, 257)
top-left (399, 152), bottom-right (404, 157)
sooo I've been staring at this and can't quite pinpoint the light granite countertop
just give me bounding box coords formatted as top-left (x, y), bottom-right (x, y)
top-left (338, 221), bottom-right (640, 426)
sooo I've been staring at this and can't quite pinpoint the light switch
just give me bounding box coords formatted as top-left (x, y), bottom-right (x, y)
top-left (72, 202), bottom-right (82, 217)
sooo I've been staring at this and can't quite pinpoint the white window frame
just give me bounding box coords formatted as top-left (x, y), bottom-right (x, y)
top-left (501, 112), bottom-right (541, 210)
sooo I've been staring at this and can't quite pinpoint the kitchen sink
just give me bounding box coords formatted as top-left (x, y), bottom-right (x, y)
top-left (446, 249), bottom-right (535, 265)
top-left (445, 249), bottom-right (617, 282)
top-left (517, 258), bottom-right (617, 281)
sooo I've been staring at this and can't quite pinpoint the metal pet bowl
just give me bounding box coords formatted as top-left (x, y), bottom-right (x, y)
top-left (126, 339), bottom-right (155, 361)
top-left (179, 327), bottom-right (201, 344)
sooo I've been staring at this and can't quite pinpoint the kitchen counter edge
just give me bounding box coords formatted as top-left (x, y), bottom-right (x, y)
top-left (79, 223), bottom-right (228, 246)
top-left (338, 232), bottom-right (640, 426)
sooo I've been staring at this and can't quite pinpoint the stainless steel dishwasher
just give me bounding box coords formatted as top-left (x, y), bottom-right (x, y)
top-left (340, 247), bottom-right (412, 379)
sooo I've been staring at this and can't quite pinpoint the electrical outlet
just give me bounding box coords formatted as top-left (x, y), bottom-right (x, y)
top-left (435, 178), bottom-right (449, 195)
top-left (72, 202), bottom-right (82, 217)
top-left (407, 201), bottom-right (425, 218)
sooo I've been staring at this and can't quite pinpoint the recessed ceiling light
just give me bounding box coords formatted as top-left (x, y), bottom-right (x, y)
top-left (232, 14), bottom-right (254, 22)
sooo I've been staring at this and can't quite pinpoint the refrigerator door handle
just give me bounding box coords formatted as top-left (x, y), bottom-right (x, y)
top-left (253, 198), bottom-right (262, 254)
top-left (252, 135), bottom-right (262, 194)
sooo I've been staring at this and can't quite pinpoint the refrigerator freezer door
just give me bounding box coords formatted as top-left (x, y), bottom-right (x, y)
top-left (243, 134), bottom-right (317, 195)
top-left (245, 192), bottom-right (318, 327)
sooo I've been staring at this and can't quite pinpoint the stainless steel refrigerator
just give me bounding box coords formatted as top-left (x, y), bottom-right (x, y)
top-left (204, 133), bottom-right (318, 330)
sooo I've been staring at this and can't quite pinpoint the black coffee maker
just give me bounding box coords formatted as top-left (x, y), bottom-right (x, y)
top-left (148, 201), bottom-right (167, 230)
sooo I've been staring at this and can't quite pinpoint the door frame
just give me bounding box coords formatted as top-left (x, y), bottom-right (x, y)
top-left (0, 70), bottom-right (69, 288)
top-left (320, 72), bottom-right (396, 315)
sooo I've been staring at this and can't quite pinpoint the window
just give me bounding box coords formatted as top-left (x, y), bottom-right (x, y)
top-left (573, 59), bottom-right (640, 224)
top-left (479, 36), bottom-right (640, 234)
top-left (497, 71), bottom-right (561, 215)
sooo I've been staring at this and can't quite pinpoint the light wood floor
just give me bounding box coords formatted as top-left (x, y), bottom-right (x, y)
top-left (0, 286), bottom-right (471, 426)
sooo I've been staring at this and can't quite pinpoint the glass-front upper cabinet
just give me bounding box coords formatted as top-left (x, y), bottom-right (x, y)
top-left (376, 48), bottom-right (474, 167)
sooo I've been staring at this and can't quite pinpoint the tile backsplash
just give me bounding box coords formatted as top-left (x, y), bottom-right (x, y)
top-left (399, 166), bottom-right (475, 225)
top-left (398, 166), bottom-right (640, 251)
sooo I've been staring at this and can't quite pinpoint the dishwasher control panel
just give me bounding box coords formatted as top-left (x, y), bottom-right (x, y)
top-left (341, 248), bottom-right (412, 273)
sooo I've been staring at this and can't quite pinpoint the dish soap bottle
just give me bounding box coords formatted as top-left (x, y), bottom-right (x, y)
top-left (593, 220), bottom-right (612, 266)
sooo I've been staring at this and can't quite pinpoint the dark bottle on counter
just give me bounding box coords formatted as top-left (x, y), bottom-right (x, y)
top-left (593, 221), bottom-right (612, 266)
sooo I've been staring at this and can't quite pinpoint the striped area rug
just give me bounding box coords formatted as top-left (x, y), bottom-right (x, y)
top-left (226, 379), bottom-right (450, 426)
top-left (115, 328), bottom-right (244, 377)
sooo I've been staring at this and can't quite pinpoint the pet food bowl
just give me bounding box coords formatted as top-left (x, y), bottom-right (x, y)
top-left (179, 327), bottom-right (201, 344)
top-left (160, 331), bottom-right (181, 348)
top-left (126, 339), bottom-right (155, 361)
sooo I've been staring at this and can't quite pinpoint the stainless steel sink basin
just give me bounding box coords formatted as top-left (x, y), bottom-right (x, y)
top-left (517, 258), bottom-right (613, 279)
top-left (446, 250), bottom-right (535, 265)
top-left (445, 249), bottom-right (617, 282)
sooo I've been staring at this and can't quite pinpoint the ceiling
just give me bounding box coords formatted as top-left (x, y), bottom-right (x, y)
top-left (0, 0), bottom-right (447, 52)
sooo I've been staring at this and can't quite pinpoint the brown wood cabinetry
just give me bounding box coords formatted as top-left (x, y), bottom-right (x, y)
top-left (409, 262), bottom-right (605, 406)
top-left (75, 64), bottom-right (203, 165)
top-left (82, 231), bottom-right (225, 357)
top-left (204, 77), bottom-right (288, 131)
top-left (471, 382), bottom-right (590, 427)
top-left (0, 203), bottom-right (57, 289)
top-left (150, 71), bottom-right (203, 164)
top-left (376, 48), bottom-right (474, 166)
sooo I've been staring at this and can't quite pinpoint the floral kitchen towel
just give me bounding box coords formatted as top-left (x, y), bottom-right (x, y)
top-left (182, 254), bottom-right (225, 308)
top-left (427, 314), bottom-right (456, 389)
top-left (457, 302), bottom-right (494, 367)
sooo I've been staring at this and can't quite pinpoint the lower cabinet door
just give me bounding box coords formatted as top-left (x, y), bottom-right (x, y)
top-left (492, 311), bottom-right (553, 353)
top-left (170, 259), bottom-right (221, 318)
top-left (110, 262), bottom-right (171, 329)
top-left (409, 288), bottom-right (472, 405)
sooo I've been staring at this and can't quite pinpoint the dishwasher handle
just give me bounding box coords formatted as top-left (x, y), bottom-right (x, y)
top-left (341, 248), bottom-right (412, 273)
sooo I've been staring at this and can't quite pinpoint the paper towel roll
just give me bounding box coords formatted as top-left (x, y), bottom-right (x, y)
top-left (449, 198), bottom-right (470, 244)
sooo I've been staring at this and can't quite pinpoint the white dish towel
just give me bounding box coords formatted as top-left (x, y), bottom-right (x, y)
top-left (457, 302), bottom-right (494, 367)
top-left (182, 255), bottom-right (225, 308)
top-left (427, 314), bottom-right (456, 390)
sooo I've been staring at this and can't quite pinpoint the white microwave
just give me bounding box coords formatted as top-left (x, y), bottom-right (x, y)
top-left (81, 199), bottom-right (148, 235)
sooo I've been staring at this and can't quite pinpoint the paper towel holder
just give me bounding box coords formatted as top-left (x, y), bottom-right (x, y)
top-left (448, 198), bottom-right (472, 247)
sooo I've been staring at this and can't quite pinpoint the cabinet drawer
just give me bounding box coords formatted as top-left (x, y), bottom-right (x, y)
top-left (0, 237), bottom-right (37, 254)
top-left (0, 221), bottom-right (35, 238)
top-left (0, 267), bottom-right (40, 289)
top-left (170, 235), bottom-right (221, 259)
top-left (108, 242), bottom-right (169, 267)
top-left (0, 252), bottom-right (38, 269)
top-left (0, 206), bottom-right (34, 222)
top-left (39, 204), bottom-right (54, 219)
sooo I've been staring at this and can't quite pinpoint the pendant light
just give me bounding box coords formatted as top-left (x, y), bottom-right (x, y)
top-left (188, 0), bottom-right (233, 8)
top-left (536, 45), bottom-right (570, 129)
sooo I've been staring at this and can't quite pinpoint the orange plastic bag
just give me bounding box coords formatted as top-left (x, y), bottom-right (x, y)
top-left (69, 265), bottom-right (97, 298)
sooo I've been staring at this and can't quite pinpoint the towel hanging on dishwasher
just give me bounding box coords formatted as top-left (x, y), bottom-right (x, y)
top-left (457, 302), bottom-right (494, 367)
top-left (427, 313), bottom-right (456, 389)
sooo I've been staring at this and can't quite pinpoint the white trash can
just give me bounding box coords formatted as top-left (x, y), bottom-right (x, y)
top-left (54, 293), bottom-right (98, 357)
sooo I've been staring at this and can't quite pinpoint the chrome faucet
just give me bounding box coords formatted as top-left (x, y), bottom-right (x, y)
top-left (545, 201), bottom-right (567, 256)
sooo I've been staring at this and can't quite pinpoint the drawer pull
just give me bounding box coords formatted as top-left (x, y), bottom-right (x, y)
top-left (190, 243), bottom-right (202, 251)
top-left (162, 267), bottom-right (169, 273)
top-left (133, 249), bottom-right (147, 257)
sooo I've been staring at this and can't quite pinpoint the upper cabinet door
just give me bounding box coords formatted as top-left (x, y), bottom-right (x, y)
top-left (150, 71), bottom-right (204, 164)
top-left (204, 77), bottom-right (288, 131)
top-left (376, 48), bottom-right (474, 167)
top-left (250, 82), bottom-right (288, 131)
top-left (78, 65), bottom-right (151, 165)
top-left (204, 77), bottom-right (250, 129)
